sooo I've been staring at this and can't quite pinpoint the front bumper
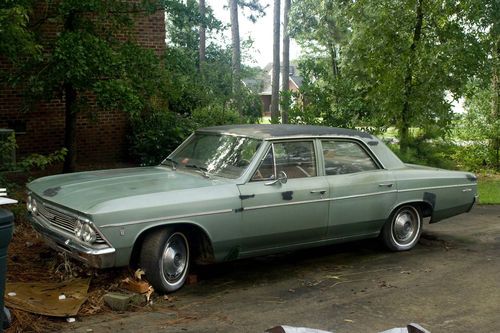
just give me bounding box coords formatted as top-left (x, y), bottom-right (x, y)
top-left (29, 214), bottom-right (116, 268)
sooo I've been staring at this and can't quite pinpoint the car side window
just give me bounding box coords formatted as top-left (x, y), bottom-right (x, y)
top-left (252, 141), bottom-right (317, 181)
top-left (322, 140), bottom-right (378, 175)
top-left (251, 147), bottom-right (275, 181)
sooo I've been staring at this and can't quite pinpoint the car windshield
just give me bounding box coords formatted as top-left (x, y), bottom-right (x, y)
top-left (164, 133), bottom-right (262, 179)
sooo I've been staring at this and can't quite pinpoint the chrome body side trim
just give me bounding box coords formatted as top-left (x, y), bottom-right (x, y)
top-left (397, 183), bottom-right (475, 193)
top-left (100, 208), bottom-right (234, 228)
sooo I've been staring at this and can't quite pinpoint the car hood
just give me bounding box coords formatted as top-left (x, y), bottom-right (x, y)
top-left (27, 166), bottom-right (232, 212)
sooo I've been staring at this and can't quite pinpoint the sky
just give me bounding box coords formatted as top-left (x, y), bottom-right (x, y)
top-left (206, 0), bottom-right (301, 68)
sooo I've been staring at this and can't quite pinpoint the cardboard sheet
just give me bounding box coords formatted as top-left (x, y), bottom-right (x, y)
top-left (5, 279), bottom-right (90, 317)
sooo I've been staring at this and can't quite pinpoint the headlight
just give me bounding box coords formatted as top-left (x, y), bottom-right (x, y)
top-left (74, 219), bottom-right (84, 238)
top-left (27, 195), bottom-right (32, 212)
top-left (74, 218), bottom-right (97, 243)
top-left (31, 198), bottom-right (38, 215)
top-left (82, 223), bottom-right (96, 243)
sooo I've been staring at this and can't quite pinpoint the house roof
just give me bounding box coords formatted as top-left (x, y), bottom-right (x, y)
top-left (259, 63), bottom-right (303, 95)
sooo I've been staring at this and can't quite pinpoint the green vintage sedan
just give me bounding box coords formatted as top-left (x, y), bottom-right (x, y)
top-left (27, 125), bottom-right (477, 292)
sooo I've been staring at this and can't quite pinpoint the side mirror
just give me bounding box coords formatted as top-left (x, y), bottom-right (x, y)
top-left (265, 171), bottom-right (288, 186)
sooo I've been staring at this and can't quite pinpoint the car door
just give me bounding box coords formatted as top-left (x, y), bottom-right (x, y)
top-left (321, 139), bottom-right (397, 239)
top-left (237, 140), bottom-right (330, 255)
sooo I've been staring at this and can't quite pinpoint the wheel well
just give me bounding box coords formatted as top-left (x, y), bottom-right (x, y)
top-left (414, 201), bottom-right (433, 218)
top-left (129, 223), bottom-right (215, 268)
top-left (392, 201), bottom-right (433, 219)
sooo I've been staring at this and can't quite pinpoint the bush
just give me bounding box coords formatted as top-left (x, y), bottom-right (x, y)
top-left (389, 136), bottom-right (459, 170)
top-left (452, 143), bottom-right (496, 172)
top-left (128, 111), bottom-right (195, 166)
top-left (191, 103), bottom-right (241, 127)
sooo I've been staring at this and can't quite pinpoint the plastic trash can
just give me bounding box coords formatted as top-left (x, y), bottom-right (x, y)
top-left (0, 209), bottom-right (13, 332)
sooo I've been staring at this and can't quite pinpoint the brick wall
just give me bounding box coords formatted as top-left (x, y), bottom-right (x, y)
top-left (0, 3), bottom-right (165, 164)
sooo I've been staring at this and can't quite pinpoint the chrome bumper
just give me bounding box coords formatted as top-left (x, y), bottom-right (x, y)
top-left (28, 214), bottom-right (116, 268)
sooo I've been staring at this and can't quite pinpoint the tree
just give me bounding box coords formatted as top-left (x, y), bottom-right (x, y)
top-left (9, 1), bottom-right (168, 172)
top-left (199, 0), bottom-right (206, 72)
top-left (270, 0), bottom-right (280, 123)
top-left (288, 0), bottom-right (358, 127)
top-left (0, 0), bottom-right (39, 63)
top-left (281, 0), bottom-right (291, 124)
top-left (459, 0), bottom-right (500, 170)
top-left (345, 0), bottom-right (484, 151)
top-left (229, 0), bottom-right (242, 115)
top-left (291, 0), bottom-right (484, 153)
top-left (228, 0), bottom-right (267, 117)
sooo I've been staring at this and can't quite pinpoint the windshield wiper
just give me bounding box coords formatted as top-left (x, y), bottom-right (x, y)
top-left (185, 164), bottom-right (210, 178)
top-left (161, 158), bottom-right (178, 170)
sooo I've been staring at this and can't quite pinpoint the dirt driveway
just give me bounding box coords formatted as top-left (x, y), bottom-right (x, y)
top-left (65, 205), bottom-right (500, 333)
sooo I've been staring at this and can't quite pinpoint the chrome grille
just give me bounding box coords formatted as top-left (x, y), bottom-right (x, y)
top-left (36, 201), bottom-right (105, 243)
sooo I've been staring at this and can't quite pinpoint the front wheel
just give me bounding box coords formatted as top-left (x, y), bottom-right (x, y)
top-left (140, 228), bottom-right (190, 293)
top-left (381, 205), bottom-right (423, 251)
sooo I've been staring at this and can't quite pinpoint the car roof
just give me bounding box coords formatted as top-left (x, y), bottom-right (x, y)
top-left (197, 124), bottom-right (375, 141)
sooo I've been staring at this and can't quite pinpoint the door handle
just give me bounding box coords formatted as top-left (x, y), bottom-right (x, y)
top-left (378, 183), bottom-right (393, 188)
top-left (310, 189), bottom-right (327, 194)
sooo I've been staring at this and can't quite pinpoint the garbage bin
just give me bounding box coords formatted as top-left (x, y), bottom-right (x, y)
top-left (0, 208), bottom-right (13, 332)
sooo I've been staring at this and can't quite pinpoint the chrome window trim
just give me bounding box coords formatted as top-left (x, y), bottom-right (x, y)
top-left (320, 138), bottom-right (385, 171)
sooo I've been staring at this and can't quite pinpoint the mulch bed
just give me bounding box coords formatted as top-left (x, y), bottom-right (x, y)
top-left (2, 165), bottom-right (136, 332)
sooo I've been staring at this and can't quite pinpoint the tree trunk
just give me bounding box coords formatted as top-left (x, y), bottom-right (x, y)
top-left (400, 0), bottom-right (423, 154)
top-left (63, 82), bottom-right (77, 173)
top-left (281, 0), bottom-right (290, 124)
top-left (229, 0), bottom-right (242, 116)
top-left (199, 0), bottom-right (206, 73)
top-left (328, 42), bottom-right (339, 79)
top-left (271, 0), bottom-right (281, 123)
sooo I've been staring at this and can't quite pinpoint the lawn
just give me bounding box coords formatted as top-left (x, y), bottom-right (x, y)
top-left (477, 175), bottom-right (500, 204)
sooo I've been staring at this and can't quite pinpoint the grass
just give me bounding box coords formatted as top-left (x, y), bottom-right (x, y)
top-left (477, 175), bottom-right (500, 204)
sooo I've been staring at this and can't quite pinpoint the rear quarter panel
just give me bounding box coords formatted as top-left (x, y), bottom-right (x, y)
top-left (393, 166), bottom-right (477, 222)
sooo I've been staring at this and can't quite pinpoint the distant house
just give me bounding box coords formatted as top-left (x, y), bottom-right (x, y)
top-left (258, 63), bottom-right (303, 117)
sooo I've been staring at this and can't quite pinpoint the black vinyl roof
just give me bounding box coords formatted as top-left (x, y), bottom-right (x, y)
top-left (198, 124), bottom-right (374, 140)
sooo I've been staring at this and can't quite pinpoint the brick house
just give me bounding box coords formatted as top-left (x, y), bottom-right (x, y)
top-left (257, 63), bottom-right (303, 117)
top-left (0, 3), bottom-right (165, 166)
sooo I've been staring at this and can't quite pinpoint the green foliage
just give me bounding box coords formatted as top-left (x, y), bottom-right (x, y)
top-left (0, 0), bottom-right (40, 64)
top-left (237, 0), bottom-right (268, 23)
top-left (165, 0), bottom-right (223, 49)
top-left (17, 149), bottom-right (67, 171)
top-left (129, 111), bottom-right (194, 166)
top-left (1, 133), bottom-right (67, 171)
top-left (126, 0), bottom-right (263, 166)
top-left (453, 81), bottom-right (500, 171)
top-left (388, 134), bottom-right (458, 170)
top-left (191, 104), bottom-right (241, 127)
top-left (0, 133), bottom-right (17, 171)
top-left (452, 144), bottom-right (493, 172)
top-left (289, 0), bottom-right (486, 152)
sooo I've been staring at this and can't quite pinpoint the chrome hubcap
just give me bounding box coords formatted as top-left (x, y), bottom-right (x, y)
top-left (161, 233), bottom-right (188, 284)
top-left (393, 209), bottom-right (419, 245)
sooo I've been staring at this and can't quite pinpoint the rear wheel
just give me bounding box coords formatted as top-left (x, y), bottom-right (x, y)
top-left (382, 205), bottom-right (423, 251)
top-left (140, 228), bottom-right (190, 293)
